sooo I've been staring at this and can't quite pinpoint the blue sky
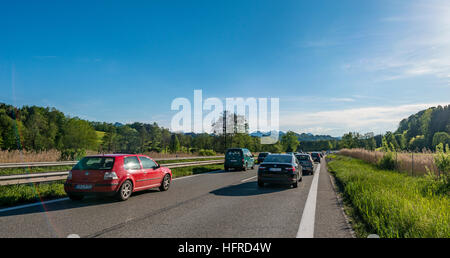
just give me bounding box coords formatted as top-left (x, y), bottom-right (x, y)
top-left (1, 0), bottom-right (449, 136)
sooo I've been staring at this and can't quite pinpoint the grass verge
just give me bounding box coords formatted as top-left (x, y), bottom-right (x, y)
top-left (0, 164), bottom-right (223, 208)
top-left (327, 154), bottom-right (449, 238)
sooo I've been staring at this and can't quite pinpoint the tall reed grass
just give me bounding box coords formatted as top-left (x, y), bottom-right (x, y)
top-left (0, 149), bottom-right (220, 163)
top-left (339, 148), bottom-right (438, 176)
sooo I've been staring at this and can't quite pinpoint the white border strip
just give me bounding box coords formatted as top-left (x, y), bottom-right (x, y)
top-left (297, 163), bottom-right (321, 238)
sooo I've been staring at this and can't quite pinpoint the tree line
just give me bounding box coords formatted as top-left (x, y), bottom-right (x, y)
top-left (1, 102), bottom-right (448, 156)
top-left (339, 105), bottom-right (450, 151)
top-left (0, 103), bottom-right (294, 155)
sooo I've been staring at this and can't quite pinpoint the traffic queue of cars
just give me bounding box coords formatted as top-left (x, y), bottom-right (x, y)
top-left (223, 148), bottom-right (324, 188)
top-left (64, 149), bottom-right (324, 202)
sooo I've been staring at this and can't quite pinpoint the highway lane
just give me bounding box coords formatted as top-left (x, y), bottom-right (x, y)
top-left (0, 160), bottom-right (353, 238)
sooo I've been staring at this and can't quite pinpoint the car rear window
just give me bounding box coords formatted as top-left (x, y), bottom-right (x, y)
top-left (263, 155), bottom-right (292, 163)
top-left (311, 153), bottom-right (319, 157)
top-left (226, 150), bottom-right (243, 157)
top-left (296, 155), bottom-right (310, 161)
top-left (124, 156), bottom-right (141, 170)
top-left (73, 157), bottom-right (115, 170)
top-left (258, 153), bottom-right (269, 157)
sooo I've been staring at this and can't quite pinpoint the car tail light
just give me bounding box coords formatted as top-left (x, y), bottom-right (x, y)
top-left (286, 166), bottom-right (295, 171)
top-left (104, 172), bottom-right (118, 180)
top-left (259, 166), bottom-right (266, 170)
top-left (67, 171), bottom-right (72, 180)
top-left (242, 158), bottom-right (244, 163)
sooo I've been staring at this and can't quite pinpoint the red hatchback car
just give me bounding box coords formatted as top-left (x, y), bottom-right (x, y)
top-left (64, 154), bottom-right (172, 201)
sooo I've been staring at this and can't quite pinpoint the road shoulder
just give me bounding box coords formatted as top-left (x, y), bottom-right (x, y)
top-left (314, 159), bottom-right (354, 238)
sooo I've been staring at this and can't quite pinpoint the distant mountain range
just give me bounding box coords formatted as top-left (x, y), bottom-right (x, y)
top-left (180, 130), bottom-right (339, 141)
top-left (250, 131), bottom-right (340, 141)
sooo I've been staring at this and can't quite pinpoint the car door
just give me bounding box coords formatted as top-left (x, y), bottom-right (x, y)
top-left (139, 156), bottom-right (163, 187)
top-left (123, 156), bottom-right (146, 189)
top-left (247, 150), bottom-right (255, 167)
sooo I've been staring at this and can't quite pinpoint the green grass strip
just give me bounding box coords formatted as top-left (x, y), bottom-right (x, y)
top-left (328, 155), bottom-right (449, 238)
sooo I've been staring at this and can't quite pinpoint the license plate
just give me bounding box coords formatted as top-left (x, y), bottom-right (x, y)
top-left (230, 160), bottom-right (237, 162)
top-left (75, 184), bottom-right (92, 190)
top-left (269, 168), bottom-right (282, 172)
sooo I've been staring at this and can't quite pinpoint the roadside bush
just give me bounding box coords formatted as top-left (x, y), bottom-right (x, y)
top-left (378, 151), bottom-right (396, 170)
top-left (60, 149), bottom-right (86, 161)
top-left (198, 149), bottom-right (216, 156)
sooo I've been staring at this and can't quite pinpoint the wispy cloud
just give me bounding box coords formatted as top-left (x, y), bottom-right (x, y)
top-left (344, 0), bottom-right (450, 83)
top-left (330, 97), bottom-right (355, 102)
top-left (280, 102), bottom-right (448, 136)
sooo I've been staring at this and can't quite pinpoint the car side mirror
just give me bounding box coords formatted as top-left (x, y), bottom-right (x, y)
top-left (154, 164), bottom-right (160, 169)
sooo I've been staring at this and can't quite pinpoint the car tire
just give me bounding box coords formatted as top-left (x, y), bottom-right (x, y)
top-left (258, 180), bottom-right (264, 187)
top-left (292, 181), bottom-right (298, 188)
top-left (251, 163), bottom-right (254, 170)
top-left (159, 174), bottom-right (171, 191)
top-left (116, 180), bottom-right (133, 201)
top-left (242, 164), bottom-right (247, 171)
top-left (68, 194), bottom-right (84, 201)
top-left (224, 167), bottom-right (229, 172)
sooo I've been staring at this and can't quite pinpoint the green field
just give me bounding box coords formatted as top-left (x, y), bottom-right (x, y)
top-left (0, 164), bottom-right (223, 208)
top-left (327, 155), bottom-right (449, 238)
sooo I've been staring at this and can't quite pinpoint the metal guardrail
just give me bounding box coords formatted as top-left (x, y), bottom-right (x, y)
top-left (0, 156), bottom-right (224, 169)
top-left (0, 160), bottom-right (224, 186)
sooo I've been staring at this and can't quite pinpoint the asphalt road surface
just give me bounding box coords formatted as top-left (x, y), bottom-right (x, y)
top-left (0, 159), bottom-right (353, 238)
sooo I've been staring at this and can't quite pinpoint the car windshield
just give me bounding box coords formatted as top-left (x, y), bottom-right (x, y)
top-left (226, 150), bottom-right (242, 157)
top-left (263, 155), bottom-right (292, 163)
top-left (296, 155), bottom-right (310, 161)
top-left (73, 157), bottom-right (115, 170)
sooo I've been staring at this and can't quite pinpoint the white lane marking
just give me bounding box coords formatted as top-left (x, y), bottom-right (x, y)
top-left (297, 163), bottom-right (321, 238)
top-left (241, 176), bottom-right (257, 182)
top-left (0, 197), bottom-right (69, 213)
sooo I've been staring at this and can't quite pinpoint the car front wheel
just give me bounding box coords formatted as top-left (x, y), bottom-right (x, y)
top-left (159, 174), bottom-right (171, 191)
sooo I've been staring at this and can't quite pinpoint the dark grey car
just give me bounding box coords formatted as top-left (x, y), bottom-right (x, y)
top-left (257, 154), bottom-right (302, 188)
top-left (295, 154), bottom-right (314, 175)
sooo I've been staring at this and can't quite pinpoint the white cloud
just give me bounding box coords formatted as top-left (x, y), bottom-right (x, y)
top-left (280, 103), bottom-right (448, 136)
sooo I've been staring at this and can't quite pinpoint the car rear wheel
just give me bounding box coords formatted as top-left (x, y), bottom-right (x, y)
top-left (242, 164), bottom-right (247, 171)
top-left (117, 180), bottom-right (133, 201)
top-left (292, 181), bottom-right (298, 188)
top-left (258, 180), bottom-right (264, 187)
top-left (159, 174), bottom-right (171, 191)
top-left (68, 194), bottom-right (84, 201)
